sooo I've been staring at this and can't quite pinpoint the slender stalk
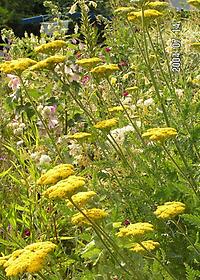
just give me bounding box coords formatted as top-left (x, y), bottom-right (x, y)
top-left (171, 220), bottom-right (200, 256)
top-left (137, 241), bottom-right (177, 280)
top-left (161, 143), bottom-right (198, 196)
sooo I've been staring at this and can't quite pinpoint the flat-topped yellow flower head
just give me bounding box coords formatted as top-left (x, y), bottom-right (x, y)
top-left (43, 175), bottom-right (86, 199)
top-left (128, 9), bottom-right (163, 22)
top-left (154, 201), bottom-right (186, 219)
top-left (0, 241), bottom-right (56, 277)
top-left (108, 105), bottom-right (129, 112)
top-left (30, 55), bottom-right (67, 71)
top-left (142, 127), bottom-right (177, 141)
top-left (90, 64), bottom-right (119, 77)
top-left (94, 118), bottom-right (118, 130)
top-left (130, 240), bottom-right (160, 253)
top-left (76, 57), bottom-right (102, 69)
top-left (37, 164), bottom-right (74, 185)
top-left (114, 6), bottom-right (135, 15)
top-left (67, 132), bottom-right (92, 140)
top-left (187, 0), bottom-right (200, 8)
top-left (190, 42), bottom-right (200, 51)
top-left (0, 58), bottom-right (36, 75)
top-left (34, 40), bottom-right (67, 54)
top-left (116, 222), bottom-right (154, 238)
top-left (146, 1), bottom-right (169, 11)
top-left (71, 208), bottom-right (108, 225)
top-left (67, 191), bottom-right (96, 208)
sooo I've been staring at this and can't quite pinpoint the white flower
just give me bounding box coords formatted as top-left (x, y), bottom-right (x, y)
top-left (144, 97), bottom-right (154, 107)
top-left (39, 154), bottom-right (51, 165)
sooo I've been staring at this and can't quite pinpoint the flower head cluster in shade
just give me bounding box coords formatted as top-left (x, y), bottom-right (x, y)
top-left (190, 42), bottom-right (200, 51)
top-left (145, 1), bottom-right (169, 11)
top-left (30, 55), bottom-right (67, 71)
top-left (94, 118), bottom-right (118, 130)
top-left (0, 241), bottom-right (56, 277)
top-left (187, 0), bottom-right (200, 8)
top-left (154, 201), bottom-right (186, 219)
top-left (0, 58), bottom-right (36, 74)
top-left (114, 6), bottom-right (135, 15)
top-left (71, 208), bottom-right (108, 225)
top-left (90, 64), bottom-right (119, 77)
top-left (43, 175), bottom-right (85, 199)
top-left (34, 40), bottom-right (67, 54)
top-left (116, 222), bottom-right (154, 237)
top-left (67, 132), bottom-right (92, 140)
top-left (108, 105), bottom-right (129, 113)
top-left (142, 127), bottom-right (177, 141)
top-left (76, 57), bottom-right (102, 69)
top-left (67, 191), bottom-right (96, 208)
top-left (37, 164), bottom-right (74, 185)
top-left (130, 240), bottom-right (160, 253)
top-left (128, 9), bottom-right (163, 22)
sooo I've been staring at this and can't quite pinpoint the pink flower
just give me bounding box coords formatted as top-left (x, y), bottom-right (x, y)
top-left (123, 91), bottom-right (129, 97)
top-left (81, 75), bottom-right (90, 85)
top-left (118, 60), bottom-right (128, 67)
top-left (105, 47), bottom-right (111, 53)
top-left (7, 74), bottom-right (20, 91)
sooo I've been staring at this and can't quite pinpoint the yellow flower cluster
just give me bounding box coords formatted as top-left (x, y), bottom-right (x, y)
top-left (94, 118), bottom-right (118, 129)
top-left (114, 6), bottom-right (135, 15)
top-left (154, 201), bottom-right (186, 219)
top-left (190, 42), bottom-right (200, 51)
top-left (0, 58), bottom-right (36, 74)
top-left (30, 55), bottom-right (67, 71)
top-left (67, 132), bottom-right (92, 140)
top-left (128, 9), bottom-right (163, 22)
top-left (34, 40), bottom-right (67, 53)
top-left (43, 175), bottom-right (85, 199)
top-left (142, 127), bottom-right (177, 141)
top-left (67, 191), bottom-right (96, 208)
top-left (76, 57), bottom-right (102, 69)
top-left (71, 208), bottom-right (108, 225)
top-left (125, 86), bottom-right (138, 92)
top-left (0, 241), bottom-right (56, 277)
top-left (90, 64), bottom-right (119, 76)
top-left (130, 240), bottom-right (160, 253)
top-left (187, 0), bottom-right (200, 8)
top-left (146, 1), bottom-right (169, 10)
top-left (37, 164), bottom-right (74, 185)
top-left (108, 105), bottom-right (129, 112)
top-left (116, 222), bottom-right (154, 237)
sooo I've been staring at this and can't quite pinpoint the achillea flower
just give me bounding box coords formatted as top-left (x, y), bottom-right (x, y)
top-left (142, 127), bottom-right (177, 141)
top-left (71, 208), bottom-right (108, 225)
top-left (125, 86), bottom-right (139, 92)
top-left (116, 222), bottom-right (154, 237)
top-left (187, 0), bottom-right (200, 8)
top-left (67, 132), bottom-right (92, 140)
top-left (30, 55), bottom-right (67, 71)
top-left (0, 241), bottom-right (56, 276)
top-left (146, 1), bottom-right (169, 10)
top-left (108, 105), bottom-right (129, 112)
top-left (34, 40), bottom-right (67, 53)
top-left (128, 9), bottom-right (163, 22)
top-left (37, 164), bottom-right (74, 185)
top-left (90, 64), bottom-right (119, 77)
top-left (114, 6), bottom-right (135, 14)
top-left (130, 240), bottom-right (160, 253)
top-left (94, 118), bottom-right (118, 130)
top-left (67, 191), bottom-right (96, 208)
top-left (0, 58), bottom-right (36, 74)
top-left (154, 201), bottom-right (186, 219)
top-left (76, 57), bottom-right (102, 69)
top-left (43, 175), bottom-right (85, 199)
top-left (190, 42), bottom-right (200, 51)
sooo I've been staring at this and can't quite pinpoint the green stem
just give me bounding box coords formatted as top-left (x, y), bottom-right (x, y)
top-left (19, 77), bottom-right (64, 162)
